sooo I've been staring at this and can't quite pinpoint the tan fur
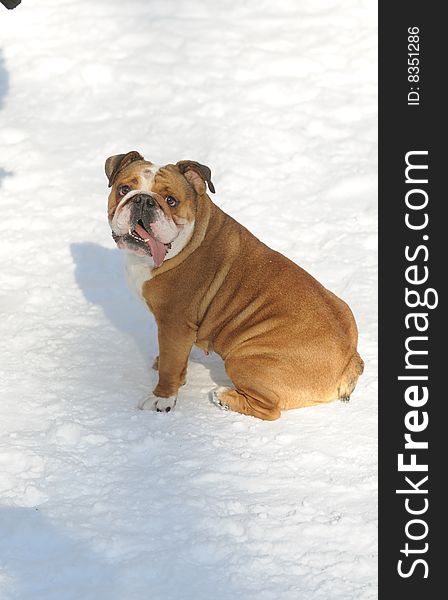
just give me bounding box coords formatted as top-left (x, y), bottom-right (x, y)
top-left (107, 157), bottom-right (364, 420)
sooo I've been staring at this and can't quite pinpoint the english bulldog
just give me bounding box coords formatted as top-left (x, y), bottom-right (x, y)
top-left (106, 151), bottom-right (364, 420)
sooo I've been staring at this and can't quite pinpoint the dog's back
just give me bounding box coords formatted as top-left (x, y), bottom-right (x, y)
top-left (191, 201), bottom-right (364, 417)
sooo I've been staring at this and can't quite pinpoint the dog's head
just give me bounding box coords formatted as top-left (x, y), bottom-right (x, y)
top-left (106, 151), bottom-right (215, 267)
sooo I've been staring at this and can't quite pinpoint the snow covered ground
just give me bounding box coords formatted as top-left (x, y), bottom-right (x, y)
top-left (0, 1), bottom-right (377, 598)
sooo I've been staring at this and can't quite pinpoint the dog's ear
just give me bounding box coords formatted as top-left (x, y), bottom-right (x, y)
top-left (176, 160), bottom-right (215, 194)
top-left (105, 151), bottom-right (144, 188)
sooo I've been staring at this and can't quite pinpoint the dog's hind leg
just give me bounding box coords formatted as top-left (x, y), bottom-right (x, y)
top-left (213, 386), bottom-right (281, 421)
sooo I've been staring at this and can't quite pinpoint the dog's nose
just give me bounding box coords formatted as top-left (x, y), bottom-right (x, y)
top-left (134, 193), bottom-right (156, 208)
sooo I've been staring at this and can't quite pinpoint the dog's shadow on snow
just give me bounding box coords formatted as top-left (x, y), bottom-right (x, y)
top-left (0, 507), bottom-right (122, 599)
top-left (71, 242), bottom-right (154, 363)
top-left (71, 242), bottom-right (231, 387)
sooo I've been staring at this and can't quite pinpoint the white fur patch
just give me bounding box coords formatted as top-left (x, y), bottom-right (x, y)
top-left (124, 251), bottom-right (154, 300)
top-left (111, 196), bottom-right (134, 235)
top-left (142, 164), bottom-right (159, 181)
top-left (165, 221), bottom-right (195, 260)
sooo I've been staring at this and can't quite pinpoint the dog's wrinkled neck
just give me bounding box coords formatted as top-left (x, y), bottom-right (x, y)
top-left (150, 194), bottom-right (212, 277)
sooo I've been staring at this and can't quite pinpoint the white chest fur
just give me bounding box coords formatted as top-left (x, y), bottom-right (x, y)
top-left (124, 252), bottom-right (154, 301)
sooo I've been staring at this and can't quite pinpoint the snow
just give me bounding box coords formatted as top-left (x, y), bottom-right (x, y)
top-left (0, 1), bottom-right (377, 598)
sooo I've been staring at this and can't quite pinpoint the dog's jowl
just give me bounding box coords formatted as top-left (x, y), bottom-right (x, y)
top-left (106, 151), bottom-right (364, 420)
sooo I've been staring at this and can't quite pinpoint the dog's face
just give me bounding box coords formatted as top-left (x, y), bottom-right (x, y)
top-left (106, 151), bottom-right (214, 267)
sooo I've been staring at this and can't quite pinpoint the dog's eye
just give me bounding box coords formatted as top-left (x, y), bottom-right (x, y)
top-left (166, 195), bottom-right (178, 207)
top-left (119, 185), bottom-right (131, 196)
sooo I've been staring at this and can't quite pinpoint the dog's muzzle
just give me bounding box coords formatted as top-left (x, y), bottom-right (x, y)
top-left (110, 191), bottom-right (178, 267)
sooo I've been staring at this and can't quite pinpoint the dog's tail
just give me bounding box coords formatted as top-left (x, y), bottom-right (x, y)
top-left (337, 351), bottom-right (364, 401)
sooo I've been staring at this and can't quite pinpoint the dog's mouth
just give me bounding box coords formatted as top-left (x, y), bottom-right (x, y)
top-left (112, 220), bottom-right (171, 267)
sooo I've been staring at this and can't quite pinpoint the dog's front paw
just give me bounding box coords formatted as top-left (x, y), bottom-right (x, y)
top-left (137, 393), bottom-right (177, 413)
top-left (154, 396), bottom-right (177, 412)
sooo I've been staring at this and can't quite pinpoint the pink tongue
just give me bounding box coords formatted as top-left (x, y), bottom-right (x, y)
top-left (134, 224), bottom-right (167, 268)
